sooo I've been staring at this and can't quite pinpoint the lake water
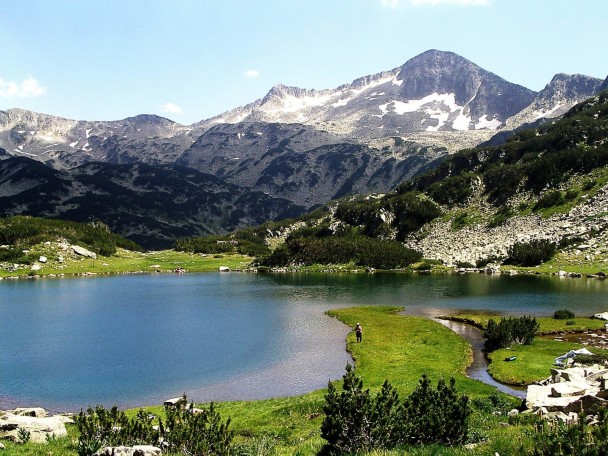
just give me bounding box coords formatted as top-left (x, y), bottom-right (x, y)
top-left (1, 272), bottom-right (607, 412)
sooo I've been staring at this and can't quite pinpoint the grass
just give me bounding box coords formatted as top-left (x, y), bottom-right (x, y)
top-left (0, 245), bottom-right (253, 279)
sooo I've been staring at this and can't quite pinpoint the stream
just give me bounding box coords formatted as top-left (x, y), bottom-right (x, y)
top-left (435, 318), bottom-right (526, 398)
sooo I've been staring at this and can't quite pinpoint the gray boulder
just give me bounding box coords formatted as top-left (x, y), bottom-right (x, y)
top-left (94, 446), bottom-right (162, 456)
top-left (72, 245), bottom-right (97, 259)
top-left (0, 413), bottom-right (67, 443)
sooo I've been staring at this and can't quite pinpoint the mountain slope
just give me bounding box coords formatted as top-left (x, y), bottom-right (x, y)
top-left (0, 157), bottom-right (304, 248)
top-left (247, 91), bottom-right (608, 268)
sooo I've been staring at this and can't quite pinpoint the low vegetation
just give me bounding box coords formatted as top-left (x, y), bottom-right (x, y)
top-left (483, 316), bottom-right (540, 352)
top-left (321, 365), bottom-right (471, 454)
top-left (0, 215), bottom-right (141, 260)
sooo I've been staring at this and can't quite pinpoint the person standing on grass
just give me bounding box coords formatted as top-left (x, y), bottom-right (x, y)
top-left (355, 322), bottom-right (363, 343)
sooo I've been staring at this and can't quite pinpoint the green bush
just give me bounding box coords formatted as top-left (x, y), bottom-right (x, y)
top-left (161, 398), bottom-right (234, 456)
top-left (259, 235), bottom-right (421, 270)
top-left (76, 406), bottom-right (159, 455)
top-left (531, 408), bottom-right (608, 455)
top-left (320, 365), bottom-right (470, 454)
top-left (483, 316), bottom-right (539, 352)
top-left (533, 190), bottom-right (565, 210)
top-left (507, 239), bottom-right (557, 266)
top-left (399, 375), bottom-right (471, 446)
top-left (75, 397), bottom-right (233, 456)
top-left (554, 309), bottom-right (575, 319)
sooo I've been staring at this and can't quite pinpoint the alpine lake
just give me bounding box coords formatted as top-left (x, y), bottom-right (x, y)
top-left (1, 271), bottom-right (607, 412)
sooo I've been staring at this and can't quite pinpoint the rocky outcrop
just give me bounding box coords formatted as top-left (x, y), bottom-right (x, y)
top-left (0, 410), bottom-right (68, 444)
top-left (525, 364), bottom-right (608, 416)
top-left (405, 184), bottom-right (608, 267)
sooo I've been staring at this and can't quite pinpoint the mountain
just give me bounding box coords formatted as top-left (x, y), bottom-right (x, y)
top-left (198, 50), bottom-right (537, 143)
top-left (0, 50), bottom-right (605, 244)
top-left (0, 157), bottom-right (304, 248)
top-left (483, 73), bottom-right (603, 146)
top-left (247, 90), bottom-right (608, 269)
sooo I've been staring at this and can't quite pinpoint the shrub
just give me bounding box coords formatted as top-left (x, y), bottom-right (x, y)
top-left (161, 398), bottom-right (234, 456)
top-left (483, 316), bottom-right (539, 352)
top-left (320, 365), bottom-right (470, 454)
top-left (533, 190), bottom-right (565, 210)
top-left (531, 408), bottom-right (608, 455)
top-left (507, 239), bottom-right (556, 266)
top-left (554, 309), bottom-right (575, 319)
top-left (75, 398), bottom-right (233, 456)
top-left (398, 375), bottom-right (471, 446)
top-left (76, 406), bottom-right (159, 455)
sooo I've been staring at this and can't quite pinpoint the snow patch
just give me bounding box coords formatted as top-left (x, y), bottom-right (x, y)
top-left (425, 110), bottom-right (450, 132)
top-left (331, 98), bottom-right (349, 107)
top-left (264, 92), bottom-right (333, 113)
top-left (86, 128), bottom-right (92, 138)
top-left (452, 112), bottom-right (472, 131)
top-left (532, 104), bottom-right (563, 120)
top-left (475, 115), bottom-right (501, 130)
top-left (378, 93), bottom-right (461, 117)
top-left (70, 140), bottom-right (79, 149)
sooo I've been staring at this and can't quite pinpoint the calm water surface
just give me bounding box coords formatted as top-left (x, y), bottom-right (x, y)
top-left (1, 272), bottom-right (607, 411)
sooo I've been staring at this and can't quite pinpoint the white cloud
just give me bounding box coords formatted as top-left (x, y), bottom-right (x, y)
top-left (410, 0), bottom-right (489, 5)
top-left (244, 69), bottom-right (260, 78)
top-left (0, 76), bottom-right (46, 98)
top-left (161, 102), bottom-right (182, 114)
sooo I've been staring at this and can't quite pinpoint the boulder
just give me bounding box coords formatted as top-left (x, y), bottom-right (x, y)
top-left (12, 408), bottom-right (47, 418)
top-left (72, 245), bottom-right (97, 259)
top-left (594, 312), bottom-right (608, 320)
top-left (218, 266), bottom-right (230, 272)
top-left (0, 413), bottom-right (67, 443)
top-left (94, 445), bottom-right (161, 456)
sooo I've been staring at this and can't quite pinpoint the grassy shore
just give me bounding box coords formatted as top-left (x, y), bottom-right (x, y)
top-left (0, 248), bottom-right (253, 279)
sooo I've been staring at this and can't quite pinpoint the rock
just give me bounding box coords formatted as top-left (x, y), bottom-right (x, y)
top-left (0, 413), bottom-right (67, 444)
top-left (164, 397), bottom-right (184, 407)
top-left (507, 409), bottom-right (519, 417)
top-left (0, 442), bottom-right (4, 450)
top-left (72, 245), bottom-right (97, 259)
top-left (94, 445), bottom-right (162, 456)
top-left (550, 383), bottom-right (588, 398)
top-left (13, 408), bottom-right (47, 418)
top-left (30, 264), bottom-right (41, 271)
top-left (38, 256), bottom-right (47, 263)
top-left (595, 312), bottom-right (608, 321)
top-left (218, 266), bottom-right (230, 272)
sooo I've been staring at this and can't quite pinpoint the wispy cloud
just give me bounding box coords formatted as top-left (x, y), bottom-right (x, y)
top-left (244, 69), bottom-right (260, 78)
top-left (410, 0), bottom-right (490, 5)
top-left (0, 76), bottom-right (46, 98)
top-left (161, 102), bottom-right (182, 114)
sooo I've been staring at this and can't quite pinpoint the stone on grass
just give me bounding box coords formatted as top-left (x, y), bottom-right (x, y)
top-left (94, 445), bottom-right (161, 456)
top-left (0, 414), bottom-right (67, 443)
top-left (72, 245), bottom-right (97, 259)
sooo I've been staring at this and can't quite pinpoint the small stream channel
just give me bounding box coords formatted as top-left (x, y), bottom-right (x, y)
top-left (434, 318), bottom-right (526, 399)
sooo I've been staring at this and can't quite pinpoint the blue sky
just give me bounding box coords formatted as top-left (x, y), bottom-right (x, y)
top-left (1, 0), bottom-right (607, 125)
